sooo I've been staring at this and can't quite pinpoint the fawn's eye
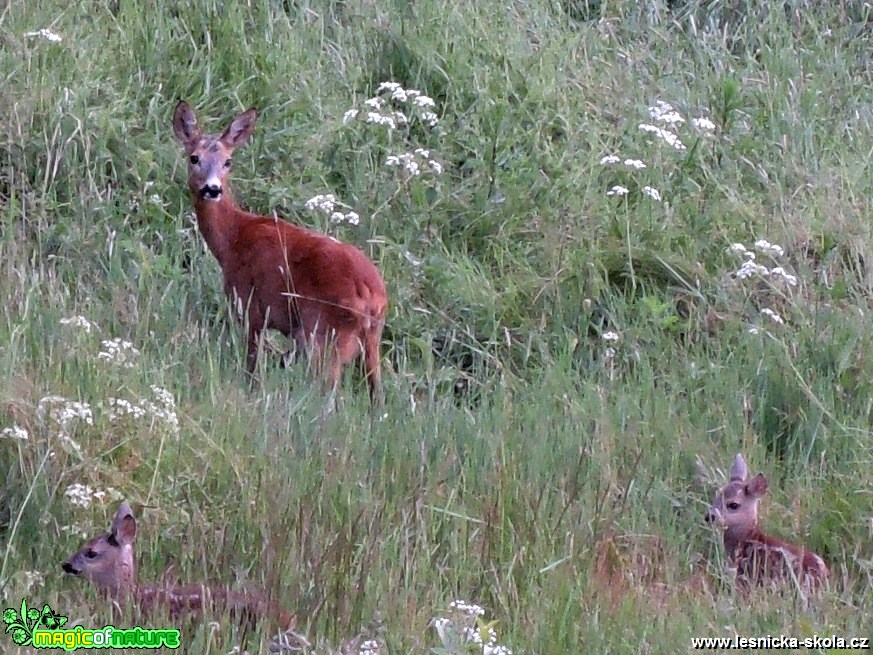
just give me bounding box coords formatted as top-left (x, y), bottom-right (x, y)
top-left (189, 155), bottom-right (200, 165)
top-left (85, 549), bottom-right (98, 559)
top-left (224, 158), bottom-right (232, 168)
top-left (727, 502), bottom-right (740, 510)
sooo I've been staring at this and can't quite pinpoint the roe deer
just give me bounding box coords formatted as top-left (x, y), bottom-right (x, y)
top-left (62, 502), bottom-right (296, 630)
top-left (704, 453), bottom-right (829, 593)
top-left (172, 100), bottom-right (387, 403)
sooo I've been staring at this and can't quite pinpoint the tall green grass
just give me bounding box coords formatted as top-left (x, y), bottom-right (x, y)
top-left (2, 0), bottom-right (872, 652)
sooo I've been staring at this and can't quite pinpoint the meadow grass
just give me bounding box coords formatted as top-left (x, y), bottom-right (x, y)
top-left (1, 0), bottom-right (872, 652)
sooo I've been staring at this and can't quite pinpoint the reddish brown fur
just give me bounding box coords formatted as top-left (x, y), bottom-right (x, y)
top-left (172, 101), bottom-right (387, 402)
top-left (705, 453), bottom-right (828, 593)
top-left (62, 503), bottom-right (295, 630)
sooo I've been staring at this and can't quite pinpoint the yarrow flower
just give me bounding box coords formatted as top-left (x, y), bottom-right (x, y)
top-left (624, 158), bottom-right (646, 170)
top-left (642, 186), bottom-right (661, 201)
top-left (606, 185), bottom-right (629, 197)
top-left (760, 307), bottom-right (784, 324)
top-left (358, 639), bottom-right (381, 655)
top-left (64, 483), bottom-right (115, 509)
top-left (60, 316), bottom-right (96, 333)
top-left (1, 425), bottom-right (29, 440)
top-left (97, 339), bottom-right (140, 368)
top-left (385, 149), bottom-right (443, 178)
top-left (434, 600), bottom-right (513, 655)
top-left (25, 28), bottom-right (62, 42)
top-left (638, 123), bottom-right (686, 151)
top-left (648, 100), bottom-right (685, 126)
top-left (600, 155), bottom-right (620, 165)
top-left (343, 82), bottom-right (440, 130)
top-left (602, 331), bottom-right (620, 342)
top-left (304, 194), bottom-right (361, 225)
top-left (692, 117), bottom-right (716, 131)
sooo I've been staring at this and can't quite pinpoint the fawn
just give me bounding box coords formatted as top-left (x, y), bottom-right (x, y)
top-left (62, 502), bottom-right (296, 631)
top-left (172, 100), bottom-right (388, 403)
top-left (705, 453), bottom-right (829, 593)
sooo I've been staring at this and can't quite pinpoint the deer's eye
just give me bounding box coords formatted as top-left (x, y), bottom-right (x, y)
top-left (224, 158), bottom-right (232, 168)
top-left (727, 502), bottom-right (740, 510)
top-left (189, 155), bottom-right (200, 165)
top-left (85, 549), bottom-right (98, 559)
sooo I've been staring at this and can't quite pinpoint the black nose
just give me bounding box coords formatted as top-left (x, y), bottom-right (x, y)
top-left (200, 184), bottom-right (222, 199)
top-left (61, 562), bottom-right (78, 574)
top-left (704, 511), bottom-right (716, 524)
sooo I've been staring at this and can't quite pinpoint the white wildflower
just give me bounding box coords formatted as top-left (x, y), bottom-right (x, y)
top-left (149, 194), bottom-right (163, 206)
top-left (358, 639), bottom-right (380, 655)
top-left (97, 339), bottom-right (140, 368)
top-left (727, 243), bottom-right (748, 255)
top-left (60, 316), bottom-right (96, 333)
top-left (624, 158), bottom-right (646, 169)
top-left (449, 600), bottom-right (486, 617)
top-left (606, 185), bottom-right (629, 196)
top-left (747, 326), bottom-right (760, 335)
top-left (642, 186), bottom-right (661, 201)
top-left (638, 123), bottom-right (686, 151)
top-left (393, 111), bottom-right (408, 126)
top-left (648, 100), bottom-right (685, 125)
top-left (342, 109), bottom-right (359, 124)
top-left (770, 267), bottom-right (798, 286)
top-left (429, 160), bottom-right (443, 175)
top-left (753, 239), bottom-right (785, 257)
top-left (413, 95), bottom-right (436, 109)
top-left (734, 260), bottom-right (770, 279)
top-left (600, 154), bottom-right (621, 165)
top-left (21, 570), bottom-right (44, 592)
top-left (760, 307), bottom-right (784, 324)
top-left (64, 483), bottom-right (96, 508)
top-left (386, 153), bottom-right (421, 176)
top-left (602, 331), bottom-right (620, 342)
top-left (1, 425), bottom-right (29, 440)
top-left (420, 110), bottom-right (439, 126)
top-left (692, 117), bottom-right (716, 131)
top-left (105, 398), bottom-right (147, 420)
top-left (363, 97), bottom-right (383, 109)
top-left (345, 211), bottom-right (360, 226)
top-left (414, 148), bottom-right (431, 158)
top-left (304, 194), bottom-right (337, 213)
top-left (604, 347), bottom-right (617, 360)
top-left (376, 81), bottom-right (401, 94)
top-left (25, 28), bottom-right (62, 42)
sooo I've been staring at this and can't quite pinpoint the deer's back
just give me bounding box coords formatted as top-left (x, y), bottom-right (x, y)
top-left (223, 217), bottom-right (387, 329)
top-left (735, 534), bottom-right (828, 588)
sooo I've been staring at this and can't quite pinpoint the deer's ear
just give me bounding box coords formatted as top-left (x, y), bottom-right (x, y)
top-left (729, 453), bottom-right (748, 481)
top-left (111, 503), bottom-right (137, 544)
top-left (173, 100), bottom-right (201, 151)
top-left (220, 108), bottom-right (258, 148)
top-left (745, 473), bottom-right (769, 498)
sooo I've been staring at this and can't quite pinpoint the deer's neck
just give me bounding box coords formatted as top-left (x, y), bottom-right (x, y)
top-left (723, 523), bottom-right (765, 558)
top-left (192, 191), bottom-right (250, 268)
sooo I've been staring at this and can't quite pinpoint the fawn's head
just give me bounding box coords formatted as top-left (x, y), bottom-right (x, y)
top-left (62, 502), bottom-right (138, 597)
top-left (705, 453), bottom-right (768, 539)
top-left (173, 101), bottom-right (258, 202)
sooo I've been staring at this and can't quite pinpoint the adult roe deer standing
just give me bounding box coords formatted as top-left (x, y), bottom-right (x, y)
top-left (704, 453), bottom-right (829, 593)
top-left (172, 100), bottom-right (387, 403)
top-left (62, 502), bottom-right (298, 632)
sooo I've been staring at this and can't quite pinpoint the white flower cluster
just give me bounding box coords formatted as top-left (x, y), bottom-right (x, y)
top-left (602, 330), bottom-right (620, 360)
top-left (25, 28), bottom-right (62, 42)
top-left (103, 385), bottom-right (180, 437)
top-left (727, 241), bottom-right (797, 286)
top-left (60, 316), bottom-right (96, 333)
top-left (385, 148), bottom-right (443, 178)
top-left (342, 81), bottom-right (439, 129)
top-left (97, 338), bottom-right (140, 368)
top-left (304, 194), bottom-right (360, 225)
top-left (1, 425), bottom-right (29, 440)
top-left (64, 483), bottom-right (116, 509)
top-left (606, 185), bottom-right (629, 197)
top-left (358, 638), bottom-right (381, 655)
top-left (37, 396), bottom-right (92, 458)
top-left (433, 600), bottom-right (513, 655)
top-left (638, 122), bottom-right (686, 151)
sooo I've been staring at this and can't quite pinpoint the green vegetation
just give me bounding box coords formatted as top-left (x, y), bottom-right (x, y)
top-left (2, 0), bottom-right (871, 652)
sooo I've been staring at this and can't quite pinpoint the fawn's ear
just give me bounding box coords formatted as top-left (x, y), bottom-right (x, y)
top-left (729, 453), bottom-right (748, 482)
top-left (173, 100), bottom-right (201, 151)
top-left (110, 502), bottom-right (137, 545)
top-left (745, 473), bottom-right (769, 498)
top-left (220, 108), bottom-right (258, 148)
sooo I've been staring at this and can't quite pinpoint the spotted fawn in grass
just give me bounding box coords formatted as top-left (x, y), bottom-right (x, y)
top-left (172, 101), bottom-right (388, 403)
top-left (62, 502), bottom-right (296, 630)
top-left (705, 453), bottom-right (829, 593)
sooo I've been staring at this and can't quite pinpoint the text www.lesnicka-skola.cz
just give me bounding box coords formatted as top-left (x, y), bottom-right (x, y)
top-left (690, 635), bottom-right (869, 650)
